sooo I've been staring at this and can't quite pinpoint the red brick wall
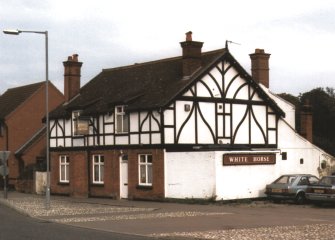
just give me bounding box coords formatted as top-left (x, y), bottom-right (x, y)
top-left (2, 83), bottom-right (64, 184)
top-left (128, 149), bottom-right (165, 200)
top-left (51, 151), bottom-right (89, 197)
top-left (89, 150), bottom-right (120, 198)
top-left (50, 148), bottom-right (165, 200)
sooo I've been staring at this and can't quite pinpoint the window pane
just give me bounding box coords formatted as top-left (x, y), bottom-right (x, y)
top-left (61, 166), bottom-right (65, 181)
top-left (100, 165), bottom-right (104, 182)
top-left (147, 165), bottom-right (152, 184)
top-left (117, 106), bottom-right (123, 113)
top-left (65, 165), bottom-right (69, 181)
top-left (94, 165), bottom-right (99, 182)
top-left (147, 155), bottom-right (152, 163)
top-left (140, 165), bottom-right (146, 183)
top-left (140, 155), bottom-right (146, 163)
top-left (123, 114), bottom-right (129, 132)
top-left (117, 115), bottom-right (122, 132)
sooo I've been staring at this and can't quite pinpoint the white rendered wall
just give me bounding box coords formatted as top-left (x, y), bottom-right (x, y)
top-left (165, 118), bottom-right (327, 201)
top-left (165, 151), bottom-right (216, 199)
top-left (260, 84), bottom-right (296, 129)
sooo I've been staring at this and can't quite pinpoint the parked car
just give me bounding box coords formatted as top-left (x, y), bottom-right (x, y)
top-left (306, 176), bottom-right (335, 204)
top-left (265, 174), bottom-right (319, 204)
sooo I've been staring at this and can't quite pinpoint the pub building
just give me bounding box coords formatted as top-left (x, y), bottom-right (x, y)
top-left (48, 32), bottom-right (334, 200)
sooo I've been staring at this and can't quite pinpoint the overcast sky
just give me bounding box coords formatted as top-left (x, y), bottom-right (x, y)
top-left (1, 0), bottom-right (334, 96)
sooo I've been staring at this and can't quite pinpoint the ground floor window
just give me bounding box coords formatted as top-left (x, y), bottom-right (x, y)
top-left (138, 154), bottom-right (152, 186)
top-left (93, 155), bottom-right (104, 184)
top-left (59, 155), bottom-right (69, 183)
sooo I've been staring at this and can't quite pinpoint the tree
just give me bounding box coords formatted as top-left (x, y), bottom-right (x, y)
top-left (279, 88), bottom-right (335, 156)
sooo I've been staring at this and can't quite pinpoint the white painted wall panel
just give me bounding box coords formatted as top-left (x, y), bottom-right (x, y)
top-left (105, 124), bottom-right (113, 134)
top-left (215, 152), bottom-right (281, 200)
top-left (164, 128), bottom-right (174, 144)
top-left (105, 135), bottom-right (113, 145)
top-left (151, 133), bottom-right (161, 144)
top-left (197, 102), bottom-right (215, 144)
top-left (175, 101), bottom-right (195, 144)
top-left (164, 109), bottom-right (174, 126)
top-left (165, 152), bottom-right (216, 199)
top-left (130, 134), bottom-right (139, 144)
top-left (140, 134), bottom-right (150, 144)
top-left (140, 112), bottom-right (150, 132)
top-left (73, 138), bottom-right (84, 147)
top-left (64, 119), bottom-right (72, 136)
top-left (50, 139), bottom-right (56, 147)
top-left (115, 136), bottom-right (128, 145)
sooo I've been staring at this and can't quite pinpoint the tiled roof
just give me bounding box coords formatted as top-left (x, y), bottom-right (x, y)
top-left (0, 81), bottom-right (45, 119)
top-left (49, 48), bottom-right (285, 119)
top-left (50, 49), bottom-right (226, 118)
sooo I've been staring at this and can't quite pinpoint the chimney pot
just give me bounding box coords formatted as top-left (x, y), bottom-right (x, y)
top-left (72, 54), bottom-right (78, 62)
top-left (186, 31), bottom-right (193, 41)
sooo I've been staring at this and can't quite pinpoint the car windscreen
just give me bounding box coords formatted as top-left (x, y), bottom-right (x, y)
top-left (274, 176), bottom-right (296, 184)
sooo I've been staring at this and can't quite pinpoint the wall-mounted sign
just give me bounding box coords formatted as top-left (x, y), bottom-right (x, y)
top-left (76, 119), bottom-right (89, 135)
top-left (223, 153), bottom-right (276, 166)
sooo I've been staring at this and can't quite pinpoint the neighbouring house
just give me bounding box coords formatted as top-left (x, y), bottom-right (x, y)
top-left (48, 32), bottom-right (334, 200)
top-left (0, 81), bottom-right (64, 192)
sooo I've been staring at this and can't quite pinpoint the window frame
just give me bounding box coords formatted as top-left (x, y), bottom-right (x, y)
top-left (138, 154), bottom-right (153, 186)
top-left (92, 154), bottom-right (104, 184)
top-left (115, 105), bottom-right (129, 134)
top-left (59, 155), bottom-right (70, 183)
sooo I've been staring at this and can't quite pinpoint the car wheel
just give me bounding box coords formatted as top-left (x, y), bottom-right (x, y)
top-left (295, 193), bottom-right (306, 205)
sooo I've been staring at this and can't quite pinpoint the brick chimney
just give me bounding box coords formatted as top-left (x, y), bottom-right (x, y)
top-left (300, 99), bottom-right (313, 143)
top-left (63, 54), bottom-right (82, 102)
top-left (249, 49), bottom-right (271, 88)
top-left (180, 31), bottom-right (204, 77)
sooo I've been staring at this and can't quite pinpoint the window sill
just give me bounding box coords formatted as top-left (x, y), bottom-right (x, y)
top-left (58, 182), bottom-right (70, 186)
top-left (136, 185), bottom-right (153, 190)
top-left (91, 183), bottom-right (104, 187)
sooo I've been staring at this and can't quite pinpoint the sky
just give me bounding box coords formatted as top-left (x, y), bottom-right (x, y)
top-left (0, 0), bottom-right (334, 96)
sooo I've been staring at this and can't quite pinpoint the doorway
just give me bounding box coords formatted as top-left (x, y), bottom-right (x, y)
top-left (120, 154), bottom-right (128, 199)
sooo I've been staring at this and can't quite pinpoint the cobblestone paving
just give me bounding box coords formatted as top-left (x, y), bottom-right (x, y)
top-left (3, 196), bottom-right (335, 240)
top-left (5, 197), bottom-right (230, 224)
top-left (152, 224), bottom-right (335, 240)
top-left (5, 197), bottom-right (155, 217)
top-left (53, 211), bottom-right (231, 223)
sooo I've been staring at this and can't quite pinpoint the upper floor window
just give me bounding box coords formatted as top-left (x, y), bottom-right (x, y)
top-left (115, 106), bottom-right (129, 133)
top-left (138, 154), bottom-right (152, 186)
top-left (59, 155), bottom-right (69, 183)
top-left (72, 110), bottom-right (89, 136)
top-left (93, 155), bottom-right (104, 184)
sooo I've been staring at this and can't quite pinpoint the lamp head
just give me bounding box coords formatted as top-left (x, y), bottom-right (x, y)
top-left (3, 29), bottom-right (21, 35)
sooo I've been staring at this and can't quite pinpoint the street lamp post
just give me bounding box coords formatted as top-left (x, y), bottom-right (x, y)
top-left (3, 29), bottom-right (50, 209)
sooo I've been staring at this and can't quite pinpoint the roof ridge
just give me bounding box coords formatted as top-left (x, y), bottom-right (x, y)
top-left (6, 81), bottom-right (44, 91)
top-left (102, 48), bottom-right (226, 73)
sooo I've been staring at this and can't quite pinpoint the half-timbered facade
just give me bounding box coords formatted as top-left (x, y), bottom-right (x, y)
top-left (49, 32), bottom-right (333, 200)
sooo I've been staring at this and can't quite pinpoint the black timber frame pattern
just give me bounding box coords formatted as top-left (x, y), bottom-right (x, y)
top-left (50, 50), bottom-right (283, 151)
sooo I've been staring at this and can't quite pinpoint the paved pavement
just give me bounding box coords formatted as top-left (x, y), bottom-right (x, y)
top-left (0, 191), bottom-right (335, 240)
